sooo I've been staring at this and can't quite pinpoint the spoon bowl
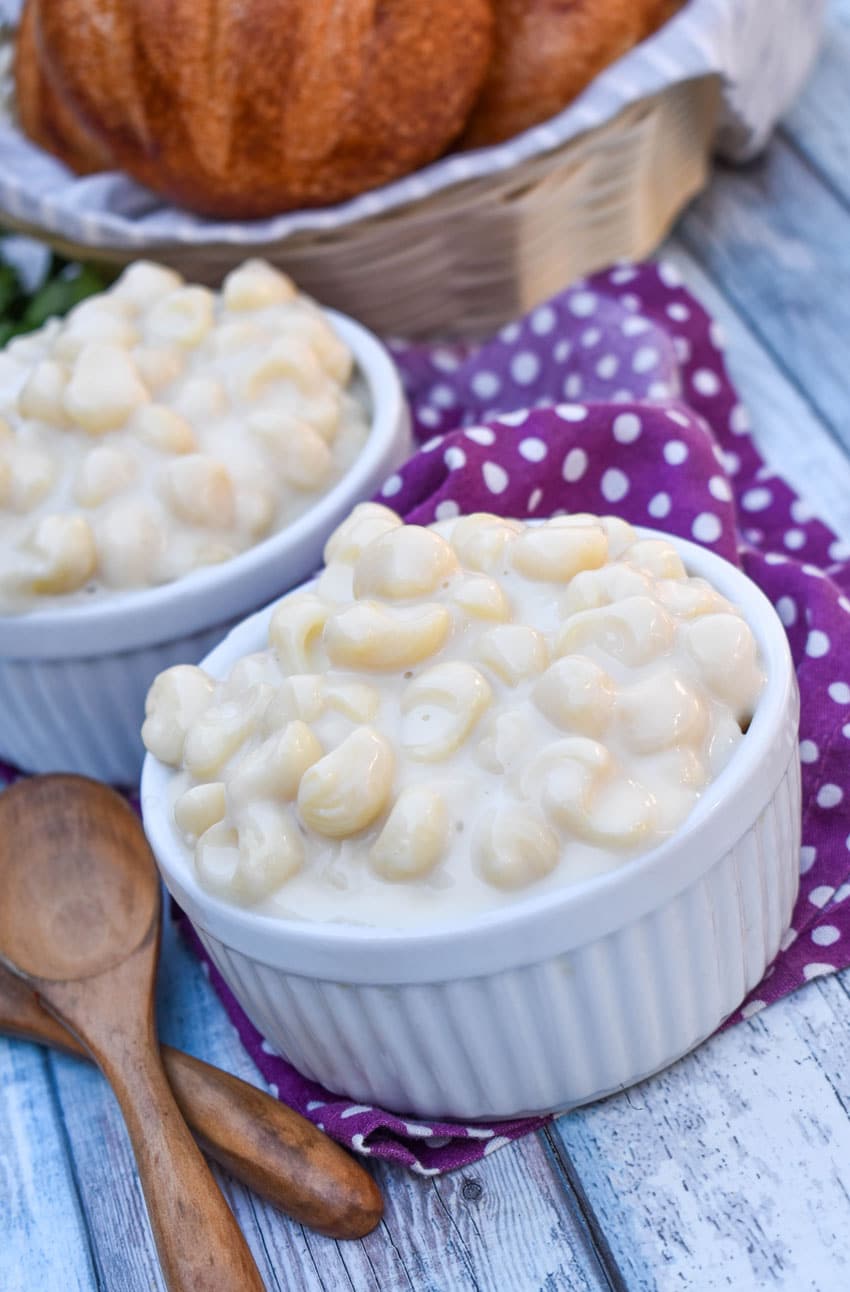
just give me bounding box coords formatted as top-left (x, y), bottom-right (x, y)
top-left (0, 774), bottom-right (265, 1292)
top-left (0, 776), bottom-right (156, 981)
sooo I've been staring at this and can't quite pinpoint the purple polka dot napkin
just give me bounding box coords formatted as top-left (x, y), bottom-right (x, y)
top-left (4, 260), bottom-right (850, 1176)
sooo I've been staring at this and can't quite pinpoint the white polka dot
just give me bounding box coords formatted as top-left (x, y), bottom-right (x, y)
top-left (791, 498), bottom-right (814, 523)
top-left (563, 374), bottom-right (584, 398)
top-left (511, 351), bottom-right (540, 385)
top-left (611, 266), bottom-right (637, 285)
top-left (622, 315), bottom-right (650, 336)
top-left (708, 476), bottom-right (732, 502)
top-left (435, 499), bottom-right (460, 521)
top-left (562, 448), bottom-right (588, 483)
top-left (633, 346), bottom-right (660, 374)
top-left (432, 348), bottom-right (460, 373)
top-left (528, 487), bottom-right (543, 512)
top-left (430, 384), bottom-right (456, 409)
top-left (499, 322), bottom-right (521, 344)
top-left (418, 406), bottom-right (440, 427)
top-left (710, 321), bottom-right (726, 349)
top-left (742, 487), bottom-right (772, 512)
top-left (722, 451), bottom-right (741, 475)
top-left (596, 354), bottom-right (619, 379)
top-left (809, 885), bottom-right (835, 908)
top-left (803, 962), bottom-right (835, 980)
top-left (692, 513), bottom-right (722, 543)
top-left (674, 337), bottom-right (691, 364)
top-left (666, 408), bottom-right (690, 428)
top-left (817, 783), bottom-right (843, 809)
top-left (829, 682), bottom-right (850, 703)
top-left (765, 552), bottom-right (788, 565)
top-left (664, 440), bottom-right (688, 465)
top-left (693, 369), bottom-right (721, 396)
top-left (581, 327), bottom-right (602, 348)
top-left (666, 302), bottom-right (690, 322)
top-left (444, 446), bottom-right (466, 471)
top-left (784, 529), bottom-right (806, 550)
top-left (844, 723), bottom-right (850, 739)
top-left (612, 389), bottom-right (635, 402)
top-left (802, 564), bottom-right (825, 579)
top-left (601, 468), bottom-right (629, 503)
top-left (568, 291), bottom-right (598, 317)
top-left (775, 596), bottom-right (797, 626)
top-left (780, 926), bottom-right (798, 950)
top-left (403, 1123), bottom-right (435, 1138)
top-left (465, 425), bottom-right (496, 446)
top-left (471, 370), bottom-right (500, 400)
top-left (743, 528), bottom-right (763, 546)
top-left (741, 999), bottom-right (766, 1019)
top-left (483, 1135), bottom-right (514, 1157)
top-left (613, 413), bottom-right (642, 444)
top-left (800, 846), bottom-right (816, 873)
top-left (658, 261), bottom-right (683, 287)
top-left (841, 597), bottom-right (850, 614)
top-left (621, 294), bottom-right (641, 312)
top-left (555, 403), bottom-right (588, 422)
top-left (730, 404), bottom-right (751, 435)
top-left (483, 461), bottom-right (509, 494)
top-left (351, 1134), bottom-right (372, 1154)
top-left (648, 381), bottom-right (672, 399)
top-left (554, 340), bottom-right (572, 362)
top-left (339, 1104), bottom-right (373, 1119)
top-left (497, 409), bottom-right (529, 427)
top-left (835, 882), bottom-right (850, 902)
top-left (648, 492), bottom-right (672, 519)
top-left (799, 740), bottom-right (819, 763)
top-left (382, 473), bottom-right (403, 498)
top-left (531, 305), bottom-right (557, 335)
top-left (806, 629), bottom-right (830, 658)
top-left (518, 437), bottom-right (547, 463)
top-left (421, 435), bottom-right (444, 452)
top-left (829, 538), bottom-right (850, 561)
top-left (812, 925), bottom-right (841, 947)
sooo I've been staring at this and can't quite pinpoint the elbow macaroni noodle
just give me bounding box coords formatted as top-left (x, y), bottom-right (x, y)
top-left (144, 507), bottom-right (766, 926)
top-left (0, 259), bottom-right (369, 610)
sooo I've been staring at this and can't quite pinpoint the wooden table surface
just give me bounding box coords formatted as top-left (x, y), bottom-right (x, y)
top-left (3, 7), bottom-right (850, 1291)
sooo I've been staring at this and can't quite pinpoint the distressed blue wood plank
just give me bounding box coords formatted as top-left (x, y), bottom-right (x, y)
top-left (677, 137), bottom-right (850, 450)
top-left (660, 236), bottom-right (850, 537)
top-left (551, 974), bottom-right (850, 1292)
top-left (0, 1040), bottom-right (98, 1292)
top-left (781, 0), bottom-right (850, 202)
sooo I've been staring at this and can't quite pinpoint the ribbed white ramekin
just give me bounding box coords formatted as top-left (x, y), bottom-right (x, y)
top-left (142, 532), bottom-right (801, 1120)
top-left (0, 311), bottom-right (411, 783)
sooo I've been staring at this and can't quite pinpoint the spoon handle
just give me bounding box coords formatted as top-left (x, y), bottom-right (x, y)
top-left (0, 971), bottom-right (381, 1238)
top-left (41, 932), bottom-right (266, 1292)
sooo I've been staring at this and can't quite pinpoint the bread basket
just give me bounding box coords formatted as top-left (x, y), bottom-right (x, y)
top-left (0, 0), bottom-right (823, 337)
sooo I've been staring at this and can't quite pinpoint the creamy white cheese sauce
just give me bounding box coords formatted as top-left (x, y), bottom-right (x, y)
top-left (145, 506), bottom-right (765, 928)
top-left (0, 259), bottom-right (369, 612)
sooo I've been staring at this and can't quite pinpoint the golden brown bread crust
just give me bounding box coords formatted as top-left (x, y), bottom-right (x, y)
top-left (24, 0), bottom-right (494, 218)
top-left (14, 1), bottom-right (112, 175)
top-left (461, 0), bottom-right (687, 149)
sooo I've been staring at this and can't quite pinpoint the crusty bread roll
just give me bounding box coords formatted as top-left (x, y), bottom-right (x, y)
top-left (19, 0), bottom-right (494, 218)
top-left (461, 0), bottom-right (686, 149)
top-left (14, 0), bottom-right (111, 176)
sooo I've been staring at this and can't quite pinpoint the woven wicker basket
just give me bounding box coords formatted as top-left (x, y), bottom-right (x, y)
top-left (3, 76), bottom-right (720, 339)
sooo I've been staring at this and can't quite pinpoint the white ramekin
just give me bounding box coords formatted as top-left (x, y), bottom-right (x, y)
top-left (141, 531), bottom-right (801, 1121)
top-left (0, 311), bottom-right (411, 783)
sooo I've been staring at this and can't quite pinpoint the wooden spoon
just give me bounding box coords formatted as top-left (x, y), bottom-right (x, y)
top-left (0, 963), bottom-right (382, 1239)
top-left (0, 774), bottom-right (267, 1292)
